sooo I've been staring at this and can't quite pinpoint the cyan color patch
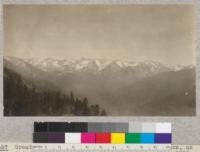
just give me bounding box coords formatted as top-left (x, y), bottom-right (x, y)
top-left (141, 133), bottom-right (155, 144)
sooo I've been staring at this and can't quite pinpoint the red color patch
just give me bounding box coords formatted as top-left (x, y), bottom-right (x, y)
top-left (95, 133), bottom-right (111, 143)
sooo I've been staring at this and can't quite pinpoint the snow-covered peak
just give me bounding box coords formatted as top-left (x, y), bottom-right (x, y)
top-left (75, 60), bottom-right (91, 70)
top-left (167, 64), bottom-right (193, 71)
top-left (116, 61), bottom-right (124, 68)
top-left (95, 59), bottom-right (101, 67)
top-left (123, 61), bottom-right (138, 67)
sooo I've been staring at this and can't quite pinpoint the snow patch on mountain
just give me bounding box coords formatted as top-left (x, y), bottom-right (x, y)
top-left (4, 56), bottom-right (193, 75)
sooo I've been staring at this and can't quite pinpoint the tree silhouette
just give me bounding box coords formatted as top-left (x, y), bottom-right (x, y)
top-left (100, 109), bottom-right (107, 116)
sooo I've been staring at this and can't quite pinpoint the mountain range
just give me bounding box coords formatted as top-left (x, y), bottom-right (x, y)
top-left (3, 56), bottom-right (196, 116)
top-left (5, 56), bottom-right (192, 73)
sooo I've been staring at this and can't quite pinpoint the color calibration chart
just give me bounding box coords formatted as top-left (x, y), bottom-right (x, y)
top-left (3, 143), bottom-right (200, 152)
top-left (33, 122), bottom-right (172, 144)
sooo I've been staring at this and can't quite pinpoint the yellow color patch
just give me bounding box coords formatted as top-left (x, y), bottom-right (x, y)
top-left (111, 133), bottom-right (125, 144)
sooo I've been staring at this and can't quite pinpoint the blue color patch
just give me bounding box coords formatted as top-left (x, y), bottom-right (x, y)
top-left (141, 133), bottom-right (155, 144)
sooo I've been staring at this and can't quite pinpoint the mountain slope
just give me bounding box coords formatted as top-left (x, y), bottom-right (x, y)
top-left (3, 56), bottom-right (196, 116)
top-left (3, 67), bottom-right (107, 116)
top-left (113, 68), bottom-right (196, 116)
top-left (4, 57), bottom-right (61, 91)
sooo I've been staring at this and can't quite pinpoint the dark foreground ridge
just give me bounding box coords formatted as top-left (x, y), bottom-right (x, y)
top-left (3, 67), bottom-right (107, 116)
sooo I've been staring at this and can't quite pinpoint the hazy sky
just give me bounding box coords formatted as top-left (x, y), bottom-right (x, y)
top-left (4, 5), bottom-right (195, 65)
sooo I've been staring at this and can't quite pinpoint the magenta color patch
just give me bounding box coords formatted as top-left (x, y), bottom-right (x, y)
top-left (81, 133), bottom-right (95, 143)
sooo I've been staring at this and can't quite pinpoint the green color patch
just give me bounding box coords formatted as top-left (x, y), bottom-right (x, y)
top-left (125, 133), bottom-right (141, 143)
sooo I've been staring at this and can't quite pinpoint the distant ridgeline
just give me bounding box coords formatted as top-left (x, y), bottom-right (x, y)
top-left (3, 67), bottom-right (107, 116)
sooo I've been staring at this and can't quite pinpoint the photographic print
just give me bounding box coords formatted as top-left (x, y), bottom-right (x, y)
top-left (3, 5), bottom-right (196, 116)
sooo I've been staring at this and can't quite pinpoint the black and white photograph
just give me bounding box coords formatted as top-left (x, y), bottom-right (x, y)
top-left (3, 5), bottom-right (196, 116)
